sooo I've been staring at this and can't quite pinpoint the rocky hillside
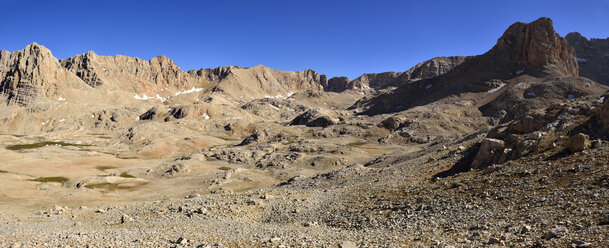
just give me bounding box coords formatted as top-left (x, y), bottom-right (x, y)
top-left (566, 32), bottom-right (609, 85)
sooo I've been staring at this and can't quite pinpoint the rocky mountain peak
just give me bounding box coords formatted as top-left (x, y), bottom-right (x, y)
top-left (494, 17), bottom-right (578, 77)
top-left (1, 43), bottom-right (86, 106)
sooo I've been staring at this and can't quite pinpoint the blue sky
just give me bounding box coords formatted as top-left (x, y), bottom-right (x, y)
top-left (1, 0), bottom-right (607, 79)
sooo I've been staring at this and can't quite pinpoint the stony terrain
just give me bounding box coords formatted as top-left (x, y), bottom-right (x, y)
top-left (0, 17), bottom-right (608, 247)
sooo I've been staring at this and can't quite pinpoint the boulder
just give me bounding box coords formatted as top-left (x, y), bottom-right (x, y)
top-left (567, 133), bottom-right (590, 153)
top-left (471, 138), bottom-right (507, 169)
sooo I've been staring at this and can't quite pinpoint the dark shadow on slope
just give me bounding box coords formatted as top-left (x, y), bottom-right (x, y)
top-left (433, 143), bottom-right (480, 178)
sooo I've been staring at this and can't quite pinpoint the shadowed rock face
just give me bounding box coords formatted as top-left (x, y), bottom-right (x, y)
top-left (0, 43), bottom-right (87, 106)
top-left (566, 32), bottom-right (609, 86)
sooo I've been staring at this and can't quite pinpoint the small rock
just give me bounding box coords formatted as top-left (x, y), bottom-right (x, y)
top-left (121, 214), bottom-right (133, 224)
top-left (487, 237), bottom-right (502, 245)
top-left (458, 146), bottom-right (466, 152)
top-left (261, 194), bottom-right (275, 200)
top-left (571, 240), bottom-right (592, 247)
top-left (520, 225), bottom-right (531, 234)
top-left (339, 241), bottom-right (357, 248)
top-left (176, 237), bottom-right (188, 245)
top-left (269, 237), bottom-right (281, 243)
top-left (543, 226), bottom-right (568, 240)
top-left (95, 209), bottom-right (106, 213)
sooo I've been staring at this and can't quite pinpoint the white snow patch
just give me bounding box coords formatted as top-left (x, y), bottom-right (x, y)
top-left (425, 84), bottom-right (432, 90)
top-left (269, 104), bottom-right (280, 111)
top-left (567, 94), bottom-right (575, 100)
top-left (136, 116), bottom-right (140, 121)
top-left (174, 87), bottom-right (204, 96)
top-left (155, 94), bottom-right (168, 102)
top-left (287, 92), bottom-right (295, 98)
top-left (91, 114), bottom-right (95, 118)
top-left (41, 120), bottom-right (49, 125)
top-left (265, 94), bottom-right (286, 99)
top-left (287, 108), bottom-right (294, 112)
top-left (577, 58), bottom-right (587, 63)
top-left (516, 69), bottom-right (525, 75)
top-left (58, 97), bottom-right (66, 101)
top-left (527, 92), bottom-right (536, 97)
top-left (487, 83), bottom-right (506, 93)
top-left (59, 119), bottom-right (65, 123)
top-left (203, 113), bottom-right (210, 120)
top-left (134, 94), bottom-right (153, 100)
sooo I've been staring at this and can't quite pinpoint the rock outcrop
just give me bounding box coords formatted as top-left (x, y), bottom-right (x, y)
top-left (0, 43), bottom-right (88, 106)
top-left (289, 109), bottom-right (338, 127)
top-left (471, 138), bottom-right (506, 169)
top-left (566, 32), bottom-right (609, 86)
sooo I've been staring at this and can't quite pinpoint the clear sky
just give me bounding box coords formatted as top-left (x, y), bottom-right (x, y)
top-left (1, 0), bottom-right (607, 79)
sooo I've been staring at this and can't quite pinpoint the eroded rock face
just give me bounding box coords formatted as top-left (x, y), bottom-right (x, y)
top-left (0, 43), bottom-right (87, 106)
top-left (566, 32), bottom-right (609, 86)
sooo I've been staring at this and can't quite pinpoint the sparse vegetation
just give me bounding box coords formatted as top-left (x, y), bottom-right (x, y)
top-left (346, 141), bottom-right (367, 147)
top-left (119, 172), bottom-right (135, 178)
top-left (30, 176), bottom-right (69, 186)
top-left (6, 141), bottom-right (88, 151)
top-left (282, 140), bottom-right (297, 145)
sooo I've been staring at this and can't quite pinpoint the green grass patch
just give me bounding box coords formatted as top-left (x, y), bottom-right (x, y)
top-left (119, 172), bottom-right (135, 178)
top-left (6, 141), bottom-right (89, 151)
top-left (30, 177), bottom-right (69, 186)
top-left (205, 157), bottom-right (218, 161)
top-left (346, 141), bottom-right (367, 147)
top-left (364, 133), bottom-right (378, 138)
top-left (84, 183), bottom-right (136, 191)
top-left (282, 140), bottom-right (297, 145)
top-left (217, 166), bottom-right (232, 171)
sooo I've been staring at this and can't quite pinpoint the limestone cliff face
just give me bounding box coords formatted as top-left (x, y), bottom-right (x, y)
top-left (0, 43), bottom-right (87, 106)
top-left (61, 52), bottom-right (209, 94)
top-left (566, 32), bottom-right (609, 86)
